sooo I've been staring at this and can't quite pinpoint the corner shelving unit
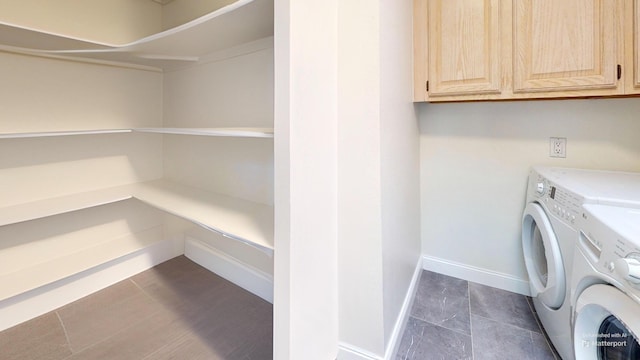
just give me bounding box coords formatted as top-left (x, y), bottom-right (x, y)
top-left (0, 123), bottom-right (275, 254)
top-left (0, 0), bottom-right (275, 315)
top-left (0, 179), bottom-right (273, 254)
top-left (0, 0), bottom-right (273, 70)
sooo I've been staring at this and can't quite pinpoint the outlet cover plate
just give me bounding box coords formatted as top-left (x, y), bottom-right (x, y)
top-left (549, 137), bottom-right (567, 158)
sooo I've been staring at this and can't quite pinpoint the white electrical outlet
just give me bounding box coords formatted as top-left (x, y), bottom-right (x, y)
top-left (549, 137), bottom-right (567, 158)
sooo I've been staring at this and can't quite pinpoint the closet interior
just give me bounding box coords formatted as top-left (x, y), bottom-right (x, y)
top-left (0, 0), bottom-right (275, 330)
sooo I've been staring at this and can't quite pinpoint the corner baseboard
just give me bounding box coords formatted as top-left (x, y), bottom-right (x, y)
top-left (184, 236), bottom-right (274, 303)
top-left (337, 343), bottom-right (382, 360)
top-left (337, 257), bottom-right (423, 360)
top-left (0, 237), bottom-right (182, 332)
top-left (383, 257), bottom-right (423, 359)
top-left (421, 254), bottom-right (530, 296)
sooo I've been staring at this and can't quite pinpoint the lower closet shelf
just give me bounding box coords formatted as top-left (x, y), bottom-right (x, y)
top-left (134, 180), bottom-right (274, 254)
top-left (0, 180), bottom-right (274, 254)
top-left (0, 226), bottom-right (163, 301)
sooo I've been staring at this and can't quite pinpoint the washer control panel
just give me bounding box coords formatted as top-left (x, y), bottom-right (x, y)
top-left (533, 174), bottom-right (581, 225)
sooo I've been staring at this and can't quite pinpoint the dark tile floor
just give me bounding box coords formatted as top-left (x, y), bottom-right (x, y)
top-left (2, 261), bottom-right (558, 360)
top-left (396, 270), bottom-right (559, 360)
top-left (0, 256), bottom-right (273, 360)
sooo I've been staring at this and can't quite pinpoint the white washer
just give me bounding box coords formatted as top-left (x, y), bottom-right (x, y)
top-left (572, 204), bottom-right (640, 359)
top-left (522, 167), bottom-right (640, 360)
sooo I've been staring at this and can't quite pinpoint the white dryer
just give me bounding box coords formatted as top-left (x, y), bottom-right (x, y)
top-left (522, 167), bottom-right (640, 360)
top-left (572, 204), bottom-right (640, 359)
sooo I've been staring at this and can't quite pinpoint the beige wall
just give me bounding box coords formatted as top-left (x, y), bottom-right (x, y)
top-left (0, 0), bottom-right (162, 45)
top-left (0, 50), bottom-right (165, 316)
top-left (162, 0), bottom-right (236, 30)
top-left (419, 98), bottom-right (640, 292)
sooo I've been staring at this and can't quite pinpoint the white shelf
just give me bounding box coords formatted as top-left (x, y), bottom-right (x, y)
top-left (0, 0), bottom-right (274, 70)
top-left (0, 180), bottom-right (274, 254)
top-left (0, 226), bottom-right (163, 301)
top-left (134, 180), bottom-right (274, 254)
top-left (134, 127), bottom-right (274, 138)
top-left (0, 128), bottom-right (274, 139)
top-left (0, 184), bottom-right (134, 227)
top-left (0, 129), bottom-right (131, 139)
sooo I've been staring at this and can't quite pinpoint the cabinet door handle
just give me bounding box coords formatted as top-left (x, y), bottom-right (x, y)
top-left (618, 64), bottom-right (622, 80)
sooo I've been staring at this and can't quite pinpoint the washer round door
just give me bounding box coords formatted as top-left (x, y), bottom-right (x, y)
top-left (574, 284), bottom-right (640, 360)
top-left (522, 202), bottom-right (565, 309)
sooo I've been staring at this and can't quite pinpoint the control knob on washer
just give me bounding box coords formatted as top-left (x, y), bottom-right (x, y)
top-left (536, 182), bottom-right (545, 196)
top-left (614, 253), bottom-right (640, 284)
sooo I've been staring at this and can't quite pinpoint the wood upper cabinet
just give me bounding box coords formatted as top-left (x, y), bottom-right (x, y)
top-left (414, 0), bottom-right (508, 101)
top-left (428, 0), bottom-right (502, 97)
top-left (625, 0), bottom-right (640, 94)
top-left (513, 0), bottom-right (623, 96)
top-left (414, 0), bottom-right (627, 102)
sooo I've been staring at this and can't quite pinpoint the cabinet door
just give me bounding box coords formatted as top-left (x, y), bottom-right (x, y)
top-left (513, 0), bottom-right (622, 94)
top-left (426, 0), bottom-right (502, 97)
top-left (625, 0), bottom-right (640, 94)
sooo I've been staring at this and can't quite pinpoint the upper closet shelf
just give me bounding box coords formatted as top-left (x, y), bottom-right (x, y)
top-left (0, 0), bottom-right (274, 70)
top-left (134, 127), bottom-right (274, 138)
top-left (0, 180), bottom-right (274, 255)
top-left (0, 129), bottom-right (131, 139)
top-left (0, 128), bottom-right (274, 139)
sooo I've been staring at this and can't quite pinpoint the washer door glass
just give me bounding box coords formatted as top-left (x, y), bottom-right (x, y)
top-left (522, 202), bottom-right (565, 309)
top-left (574, 284), bottom-right (640, 360)
top-left (597, 315), bottom-right (640, 359)
top-left (531, 225), bottom-right (548, 287)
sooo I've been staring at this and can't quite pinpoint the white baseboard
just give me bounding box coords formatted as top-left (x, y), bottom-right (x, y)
top-left (337, 257), bottom-right (423, 360)
top-left (0, 237), bottom-right (182, 332)
top-left (421, 254), bottom-right (530, 296)
top-left (383, 258), bottom-right (422, 359)
top-left (337, 343), bottom-right (382, 360)
top-left (184, 236), bottom-right (274, 303)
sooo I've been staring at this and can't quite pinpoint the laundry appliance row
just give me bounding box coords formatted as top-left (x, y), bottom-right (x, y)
top-left (522, 166), bottom-right (640, 360)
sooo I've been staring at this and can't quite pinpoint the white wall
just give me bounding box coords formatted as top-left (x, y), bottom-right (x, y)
top-left (337, 0), bottom-right (421, 358)
top-left (162, 43), bottom-right (274, 205)
top-left (379, 0), bottom-right (421, 350)
top-left (274, 0), bottom-right (339, 359)
top-left (419, 98), bottom-right (640, 293)
top-left (337, 0), bottom-right (385, 356)
top-left (161, 41), bottom-right (275, 293)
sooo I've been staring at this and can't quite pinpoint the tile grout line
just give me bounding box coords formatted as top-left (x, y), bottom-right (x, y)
top-left (409, 314), bottom-right (472, 339)
top-left (130, 278), bottom-right (161, 305)
top-left (55, 311), bottom-right (73, 356)
top-left (469, 312), bottom-right (541, 333)
top-left (62, 280), bottom-right (168, 357)
top-left (467, 281), bottom-right (475, 360)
